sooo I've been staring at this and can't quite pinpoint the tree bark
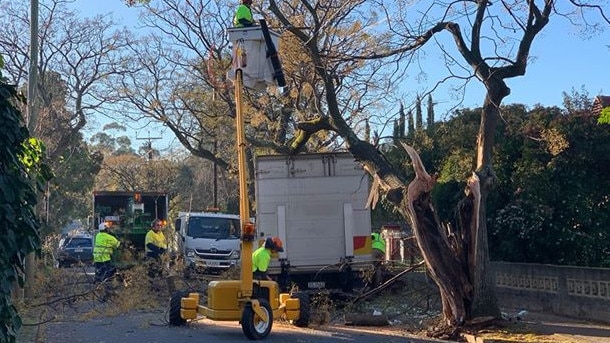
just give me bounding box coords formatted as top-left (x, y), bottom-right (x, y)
top-left (468, 83), bottom-right (509, 318)
top-left (401, 145), bottom-right (472, 328)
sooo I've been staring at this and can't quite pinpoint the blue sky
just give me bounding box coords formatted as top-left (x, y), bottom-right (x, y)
top-left (72, 1), bottom-right (609, 145)
top-left (450, 23), bottom-right (608, 111)
top-left (67, 1), bottom-right (181, 152)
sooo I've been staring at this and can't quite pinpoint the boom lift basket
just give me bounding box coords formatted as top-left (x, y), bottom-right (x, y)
top-left (227, 26), bottom-right (281, 90)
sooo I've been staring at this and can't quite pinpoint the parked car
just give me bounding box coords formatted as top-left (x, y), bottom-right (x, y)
top-left (56, 232), bottom-right (94, 267)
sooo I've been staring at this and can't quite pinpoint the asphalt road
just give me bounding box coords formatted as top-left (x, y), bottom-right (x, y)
top-left (42, 309), bottom-right (451, 343)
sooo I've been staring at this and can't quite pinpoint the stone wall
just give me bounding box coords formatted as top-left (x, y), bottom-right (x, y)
top-left (491, 262), bottom-right (610, 324)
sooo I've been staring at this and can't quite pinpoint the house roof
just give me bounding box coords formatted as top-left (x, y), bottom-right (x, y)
top-left (593, 95), bottom-right (610, 115)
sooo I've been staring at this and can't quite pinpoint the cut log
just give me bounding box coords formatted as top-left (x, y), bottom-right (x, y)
top-left (344, 313), bottom-right (389, 326)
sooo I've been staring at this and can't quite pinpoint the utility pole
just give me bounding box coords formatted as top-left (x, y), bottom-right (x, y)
top-left (213, 138), bottom-right (218, 209)
top-left (136, 132), bottom-right (162, 161)
top-left (23, 0), bottom-right (39, 300)
top-left (136, 132), bottom-right (162, 190)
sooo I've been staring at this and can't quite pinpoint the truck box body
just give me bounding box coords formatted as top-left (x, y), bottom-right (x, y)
top-left (254, 153), bottom-right (373, 289)
top-left (92, 191), bottom-right (169, 250)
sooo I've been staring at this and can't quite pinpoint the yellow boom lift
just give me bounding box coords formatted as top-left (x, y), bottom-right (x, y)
top-left (168, 20), bottom-right (308, 340)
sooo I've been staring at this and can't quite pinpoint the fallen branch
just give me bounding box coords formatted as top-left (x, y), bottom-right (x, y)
top-left (351, 261), bottom-right (425, 304)
top-left (344, 312), bottom-right (389, 326)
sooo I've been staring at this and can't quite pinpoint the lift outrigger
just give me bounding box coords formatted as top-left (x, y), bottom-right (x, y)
top-left (168, 20), bottom-right (308, 340)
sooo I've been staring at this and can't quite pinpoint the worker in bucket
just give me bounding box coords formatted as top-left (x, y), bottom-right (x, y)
top-left (252, 236), bottom-right (284, 280)
top-left (233, 0), bottom-right (254, 27)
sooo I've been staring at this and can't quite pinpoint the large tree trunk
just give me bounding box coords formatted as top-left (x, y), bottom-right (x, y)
top-left (360, 140), bottom-right (501, 334)
top-left (401, 145), bottom-right (472, 330)
top-left (468, 83), bottom-right (509, 318)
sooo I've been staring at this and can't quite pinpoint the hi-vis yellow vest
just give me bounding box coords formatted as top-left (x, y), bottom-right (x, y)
top-left (93, 231), bottom-right (120, 263)
top-left (371, 232), bottom-right (385, 253)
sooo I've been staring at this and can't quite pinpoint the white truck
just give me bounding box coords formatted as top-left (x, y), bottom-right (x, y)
top-left (174, 211), bottom-right (242, 275)
top-left (254, 152), bottom-right (373, 291)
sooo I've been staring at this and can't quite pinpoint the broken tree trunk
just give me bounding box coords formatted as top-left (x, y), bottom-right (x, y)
top-left (401, 143), bottom-right (473, 329)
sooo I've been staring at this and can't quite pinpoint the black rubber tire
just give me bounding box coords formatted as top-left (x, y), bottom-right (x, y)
top-left (291, 292), bottom-right (310, 328)
top-left (241, 299), bottom-right (273, 340)
top-left (169, 291), bottom-right (189, 326)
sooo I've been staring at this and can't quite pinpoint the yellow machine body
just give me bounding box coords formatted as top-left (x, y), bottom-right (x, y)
top-left (179, 280), bottom-right (300, 322)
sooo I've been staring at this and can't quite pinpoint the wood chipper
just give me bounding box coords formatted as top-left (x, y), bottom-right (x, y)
top-left (168, 20), bottom-right (308, 340)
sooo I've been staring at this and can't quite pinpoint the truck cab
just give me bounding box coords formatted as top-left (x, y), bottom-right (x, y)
top-left (174, 211), bottom-right (241, 275)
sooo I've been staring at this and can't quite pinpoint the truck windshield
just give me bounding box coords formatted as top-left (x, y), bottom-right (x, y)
top-left (187, 217), bottom-right (241, 239)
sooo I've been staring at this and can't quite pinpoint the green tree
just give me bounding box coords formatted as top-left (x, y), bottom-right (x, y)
top-left (407, 110), bottom-right (414, 138)
top-left (0, 0), bottom-right (133, 234)
top-left (430, 99), bottom-right (610, 268)
top-left (490, 100), bottom-right (610, 266)
top-left (0, 60), bottom-right (52, 343)
top-left (427, 94), bottom-right (435, 133)
top-left (398, 102), bottom-right (406, 138)
top-left (89, 123), bottom-right (136, 156)
top-left (415, 95), bottom-right (423, 131)
top-left (40, 138), bottom-right (102, 236)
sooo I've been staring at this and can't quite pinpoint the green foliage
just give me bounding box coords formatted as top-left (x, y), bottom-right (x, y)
top-left (45, 139), bottom-right (101, 235)
top-left (599, 107), bottom-right (610, 124)
top-left (89, 123), bottom-right (136, 156)
top-left (389, 98), bottom-right (610, 267)
top-left (486, 103), bottom-right (610, 266)
top-left (0, 82), bottom-right (51, 342)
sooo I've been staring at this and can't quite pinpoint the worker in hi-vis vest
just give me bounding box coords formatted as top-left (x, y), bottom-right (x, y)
top-left (252, 236), bottom-right (284, 280)
top-left (371, 231), bottom-right (386, 264)
top-left (93, 223), bottom-right (121, 283)
top-left (371, 230), bottom-right (386, 286)
top-left (233, 0), bottom-right (254, 27)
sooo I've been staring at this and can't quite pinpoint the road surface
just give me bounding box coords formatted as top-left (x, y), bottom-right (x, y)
top-left (42, 309), bottom-right (450, 343)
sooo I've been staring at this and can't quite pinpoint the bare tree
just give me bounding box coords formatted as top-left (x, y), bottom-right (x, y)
top-left (108, 0), bottom-right (238, 171)
top-left (110, 0), bottom-right (410, 169)
top-left (0, 0), bottom-right (131, 160)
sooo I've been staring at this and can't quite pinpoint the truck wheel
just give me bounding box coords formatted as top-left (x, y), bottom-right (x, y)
top-left (169, 291), bottom-right (188, 326)
top-left (241, 299), bottom-right (273, 340)
top-left (291, 292), bottom-right (310, 327)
